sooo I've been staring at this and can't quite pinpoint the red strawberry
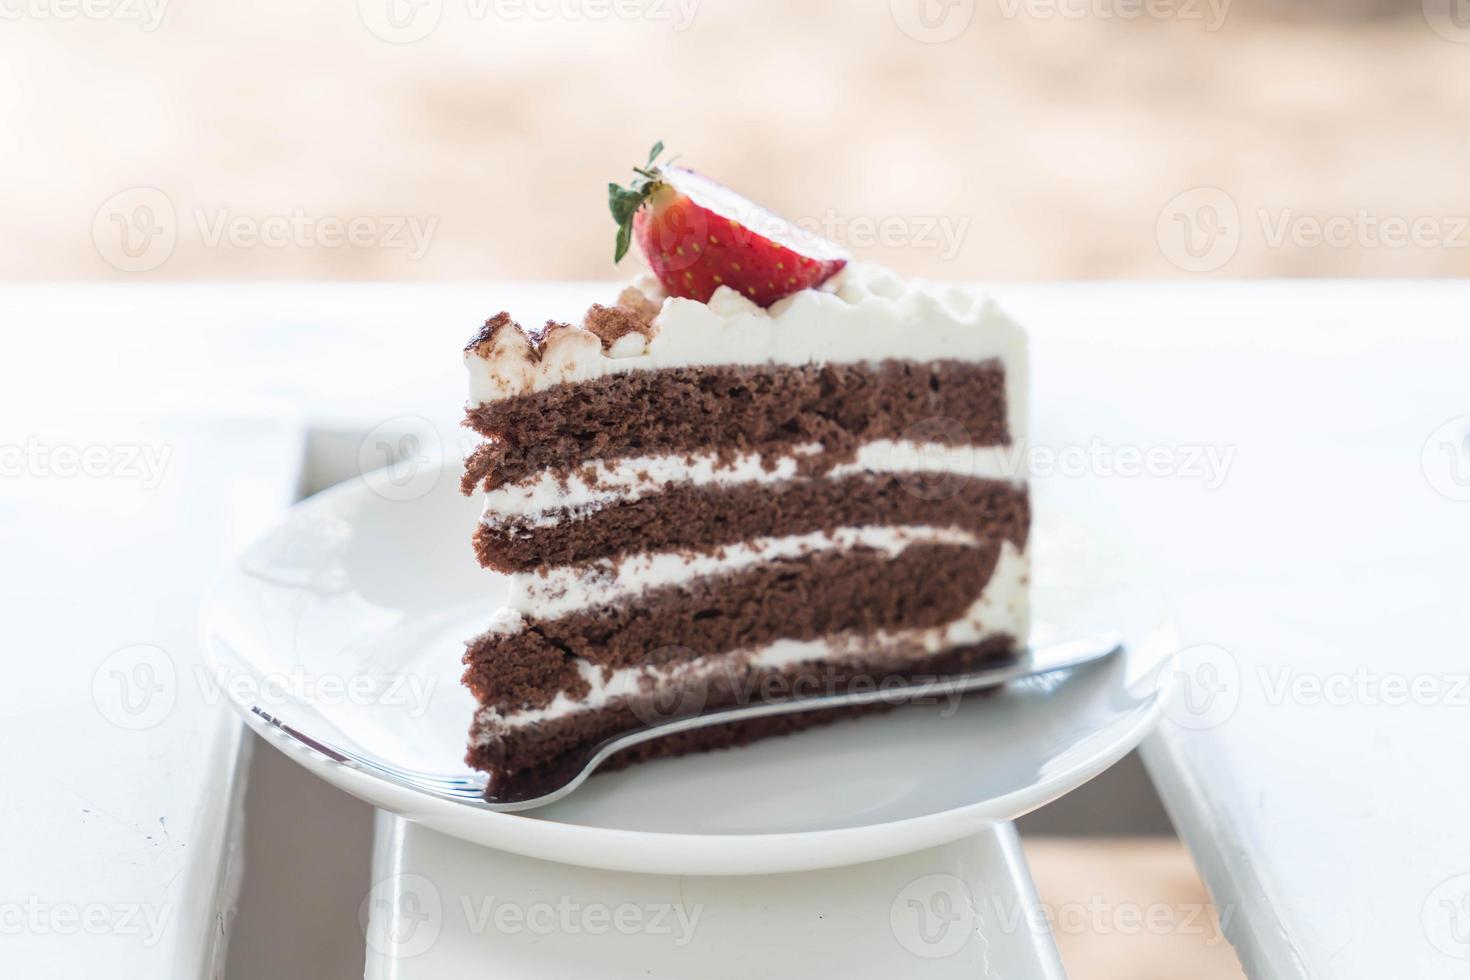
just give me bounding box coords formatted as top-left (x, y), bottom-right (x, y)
top-left (609, 143), bottom-right (848, 307)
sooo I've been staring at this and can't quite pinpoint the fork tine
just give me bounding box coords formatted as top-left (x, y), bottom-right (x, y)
top-left (250, 705), bottom-right (490, 795)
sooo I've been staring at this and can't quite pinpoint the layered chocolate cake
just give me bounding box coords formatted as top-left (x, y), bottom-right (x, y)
top-left (460, 148), bottom-right (1029, 791)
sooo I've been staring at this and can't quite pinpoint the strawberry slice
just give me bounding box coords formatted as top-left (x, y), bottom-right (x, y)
top-left (609, 143), bottom-right (848, 308)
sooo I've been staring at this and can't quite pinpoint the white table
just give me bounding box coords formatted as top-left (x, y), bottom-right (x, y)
top-left (0, 415), bottom-right (302, 977)
top-left (999, 282), bottom-right (1470, 979)
top-left (363, 816), bottom-right (1065, 979)
top-left (6, 281), bottom-right (1468, 978)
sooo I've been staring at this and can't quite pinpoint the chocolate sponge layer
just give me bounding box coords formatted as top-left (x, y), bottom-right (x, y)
top-left (463, 540), bottom-right (1003, 710)
top-left (474, 472), bottom-right (1029, 573)
top-left (462, 358), bottom-right (1011, 493)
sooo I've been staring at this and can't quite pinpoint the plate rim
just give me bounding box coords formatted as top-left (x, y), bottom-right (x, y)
top-left (203, 463), bottom-right (1179, 876)
top-left (236, 680), bottom-right (1170, 875)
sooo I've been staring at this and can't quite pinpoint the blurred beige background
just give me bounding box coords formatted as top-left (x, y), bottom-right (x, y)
top-left (7, 2), bottom-right (1459, 978)
top-left (3, 0), bottom-right (1467, 283)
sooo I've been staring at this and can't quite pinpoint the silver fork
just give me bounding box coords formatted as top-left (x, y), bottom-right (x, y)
top-left (249, 633), bottom-right (1122, 813)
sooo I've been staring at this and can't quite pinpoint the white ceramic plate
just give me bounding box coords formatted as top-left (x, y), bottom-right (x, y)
top-left (204, 462), bottom-right (1179, 876)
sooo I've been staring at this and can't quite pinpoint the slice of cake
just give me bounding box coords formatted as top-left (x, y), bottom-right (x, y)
top-left (460, 147), bottom-right (1030, 792)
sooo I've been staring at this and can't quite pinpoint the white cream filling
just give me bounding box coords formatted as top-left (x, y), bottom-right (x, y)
top-left (509, 525), bottom-right (984, 619)
top-left (481, 440), bottom-right (1026, 527)
top-left (473, 541), bottom-right (1028, 737)
top-left (482, 446), bottom-right (812, 526)
top-left (465, 262), bottom-right (1029, 443)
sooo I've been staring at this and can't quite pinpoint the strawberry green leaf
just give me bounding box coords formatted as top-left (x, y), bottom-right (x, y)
top-left (614, 220), bottom-right (634, 265)
top-left (608, 143), bottom-right (668, 263)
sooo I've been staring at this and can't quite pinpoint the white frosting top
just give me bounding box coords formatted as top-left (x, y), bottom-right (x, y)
top-left (465, 262), bottom-right (1028, 438)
